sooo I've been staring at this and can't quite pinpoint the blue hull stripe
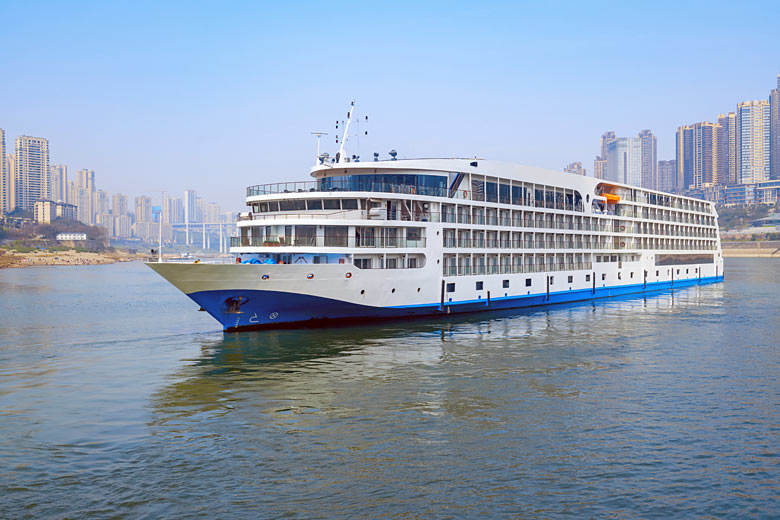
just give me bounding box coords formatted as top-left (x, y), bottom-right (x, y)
top-left (186, 275), bottom-right (724, 331)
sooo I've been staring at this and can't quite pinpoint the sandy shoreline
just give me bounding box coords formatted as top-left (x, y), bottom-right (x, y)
top-left (0, 249), bottom-right (137, 269)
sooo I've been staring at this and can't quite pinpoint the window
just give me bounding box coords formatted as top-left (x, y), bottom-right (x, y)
top-left (307, 199), bottom-right (323, 210)
top-left (586, 274), bottom-right (591, 282)
top-left (630, 272), bottom-right (634, 278)
top-left (525, 278), bottom-right (532, 287)
top-left (476, 281), bottom-right (484, 290)
top-left (677, 269), bottom-right (680, 275)
top-left (324, 199), bottom-right (340, 210)
top-left (618, 272), bottom-right (622, 280)
top-left (279, 199), bottom-right (306, 211)
top-left (567, 275), bottom-right (573, 283)
top-left (408, 257), bottom-right (418, 269)
top-left (386, 258), bottom-right (397, 269)
top-left (446, 283), bottom-right (455, 293)
top-left (341, 199), bottom-right (359, 210)
top-left (355, 258), bottom-right (372, 269)
top-left (503, 279), bottom-right (509, 288)
top-left (686, 269), bottom-right (689, 274)
top-left (602, 273), bottom-right (606, 280)
top-left (549, 276), bottom-right (554, 285)
top-left (656, 270), bottom-right (659, 276)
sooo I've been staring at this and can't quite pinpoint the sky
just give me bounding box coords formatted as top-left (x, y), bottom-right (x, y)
top-left (1, 0), bottom-right (778, 211)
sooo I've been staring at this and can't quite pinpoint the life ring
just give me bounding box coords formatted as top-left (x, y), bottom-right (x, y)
top-left (463, 190), bottom-right (469, 198)
top-left (620, 225), bottom-right (625, 231)
top-left (262, 274), bottom-right (270, 280)
top-left (307, 273), bottom-right (314, 279)
top-left (620, 242), bottom-right (626, 247)
top-left (345, 272), bottom-right (352, 279)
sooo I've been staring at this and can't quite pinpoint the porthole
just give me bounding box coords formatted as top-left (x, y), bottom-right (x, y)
top-left (262, 274), bottom-right (270, 280)
top-left (361, 289), bottom-right (365, 295)
top-left (345, 272), bottom-right (352, 278)
top-left (392, 288), bottom-right (396, 293)
top-left (306, 273), bottom-right (314, 279)
top-left (417, 288), bottom-right (421, 292)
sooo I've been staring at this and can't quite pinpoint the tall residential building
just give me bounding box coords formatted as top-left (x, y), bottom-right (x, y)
top-left (771, 75), bottom-right (780, 180)
top-left (693, 122), bottom-right (719, 188)
top-left (736, 100), bottom-right (771, 184)
top-left (593, 131), bottom-right (616, 181)
top-left (0, 129), bottom-right (7, 214)
top-left (163, 194), bottom-right (183, 223)
top-left (14, 136), bottom-right (50, 210)
top-left (5, 154), bottom-right (16, 212)
top-left (206, 202), bottom-right (221, 224)
top-left (94, 190), bottom-right (110, 216)
top-left (606, 137), bottom-right (642, 186)
top-left (112, 193), bottom-right (127, 216)
top-left (76, 169), bottom-right (95, 224)
top-left (717, 112), bottom-right (737, 185)
top-left (657, 160), bottom-right (677, 193)
top-left (134, 195), bottom-right (152, 223)
top-left (638, 130), bottom-right (657, 190)
top-left (563, 162), bottom-right (586, 176)
top-left (676, 125), bottom-right (694, 191)
top-left (50, 164), bottom-right (68, 203)
top-left (184, 189), bottom-right (197, 223)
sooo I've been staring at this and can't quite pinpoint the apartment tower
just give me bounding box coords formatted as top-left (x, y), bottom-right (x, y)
top-left (736, 100), bottom-right (771, 184)
top-left (14, 136), bottom-right (50, 211)
top-left (771, 75), bottom-right (780, 179)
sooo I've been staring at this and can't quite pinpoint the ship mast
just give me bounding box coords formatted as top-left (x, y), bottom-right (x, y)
top-left (336, 101), bottom-right (355, 163)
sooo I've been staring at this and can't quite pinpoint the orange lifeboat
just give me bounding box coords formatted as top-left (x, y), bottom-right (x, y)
top-left (604, 193), bottom-right (621, 203)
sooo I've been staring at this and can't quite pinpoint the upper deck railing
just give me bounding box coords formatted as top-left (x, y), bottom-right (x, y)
top-left (247, 181), bottom-right (448, 198)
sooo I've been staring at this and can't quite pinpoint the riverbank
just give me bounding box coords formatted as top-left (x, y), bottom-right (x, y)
top-left (721, 240), bottom-right (780, 258)
top-left (0, 249), bottom-right (137, 268)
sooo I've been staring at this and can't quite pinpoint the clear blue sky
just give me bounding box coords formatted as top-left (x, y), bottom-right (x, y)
top-left (1, 1), bottom-right (778, 210)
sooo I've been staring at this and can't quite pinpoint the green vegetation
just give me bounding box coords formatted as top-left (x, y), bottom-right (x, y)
top-left (717, 204), bottom-right (779, 230)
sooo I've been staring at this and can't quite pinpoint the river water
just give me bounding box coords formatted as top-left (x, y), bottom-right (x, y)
top-left (1, 258), bottom-right (778, 518)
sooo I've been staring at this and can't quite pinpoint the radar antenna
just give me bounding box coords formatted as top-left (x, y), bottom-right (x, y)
top-left (310, 132), bottom-right (328, 164)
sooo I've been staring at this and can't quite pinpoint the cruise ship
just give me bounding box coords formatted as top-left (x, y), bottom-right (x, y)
top-left (148, 110), bottom-right (724, 331)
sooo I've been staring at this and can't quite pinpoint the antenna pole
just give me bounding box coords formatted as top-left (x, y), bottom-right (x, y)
top-left (337, 101), bottom-right (355, 163)
top-left (310, 132), bottom-right (328, 163)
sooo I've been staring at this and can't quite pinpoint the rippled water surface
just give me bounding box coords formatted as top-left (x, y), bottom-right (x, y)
top-left (1, 259), bottom-right (779, 518)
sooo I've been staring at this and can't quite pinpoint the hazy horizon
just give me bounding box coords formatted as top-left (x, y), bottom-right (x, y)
top-left (1, 1), bottom-right (778, 210)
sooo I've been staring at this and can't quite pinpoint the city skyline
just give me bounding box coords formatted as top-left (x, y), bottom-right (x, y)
top-left (1, 2), bottom-right (778, 208)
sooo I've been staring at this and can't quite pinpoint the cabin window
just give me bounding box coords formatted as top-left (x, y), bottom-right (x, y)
top-left (446, 283), bottom-right (455, 293)
top-left (503, 279), bottom-right (509, 288)
top-left (408, 257), bottom-right (418, 269)
top-left (602, 273), bottom-right (606, 280)
top-left (586, 274), bottom-right (591, 281)
top-left (525, 278), bottom-right (532, 287)
top-left (342, 199), bottom-right (359, 210)
top-left (279, 199), bottom-right (305, 211)
top-left (307, 199), bottom-right (323, 210)
top-left (567, 275), bottom-right (573, 283)
top-left (476, 281), bottom-right (484, 290)
top-left (386, 258), bottom-right (397, 269)
top-left (355, 258), bottom-right (372, 269)
top-left (656, 270), bottom-right (659, 276)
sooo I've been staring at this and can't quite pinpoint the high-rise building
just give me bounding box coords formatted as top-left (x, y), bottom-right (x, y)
top-left (606, 137), bottom-right (642, 186)
top-left (76, 169), bottom-right (95, 224)
top-left (657, 160), bottom-right (677, 193)
top-left (14, 136), bottom-right (50, 210)
top-left (112, 193), bottom-right (127, 216)
top-left (563, 162), bottom-right (586, 176)
top-left (94, 190), bottom-right (110, 216)
top-left (0, 129), bottom-right (7, 214)
top-left (717, 112), bottom-right (737, 185)
top-left (638, 130), bottom-right (657, 190)
top-left (676, 125), bottom-right (694, 191)
top-left (593, 131), bottom-right (616, 181)
top-left (693, 122), bottom-right (719, 188)
top-left (737, 100), bottom-right (771, 184)
top-left (134, 195), bottom-right (152, 223)
top-left (5, 154), bottom-right (15, 213)
top-left (206, 202), bottom-right (221, 223)
top-left (184, 189), bottom-right (197, 223)
top-left (163, 194), bottom-right (183, 224)
top-left (50, 164), bottom-right (68, 203)
top-left (771, 75), bottom-right (780, 180)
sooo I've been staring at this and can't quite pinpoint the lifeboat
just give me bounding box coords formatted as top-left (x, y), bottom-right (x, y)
top-left (604, 193), bottom-right (621, 203)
